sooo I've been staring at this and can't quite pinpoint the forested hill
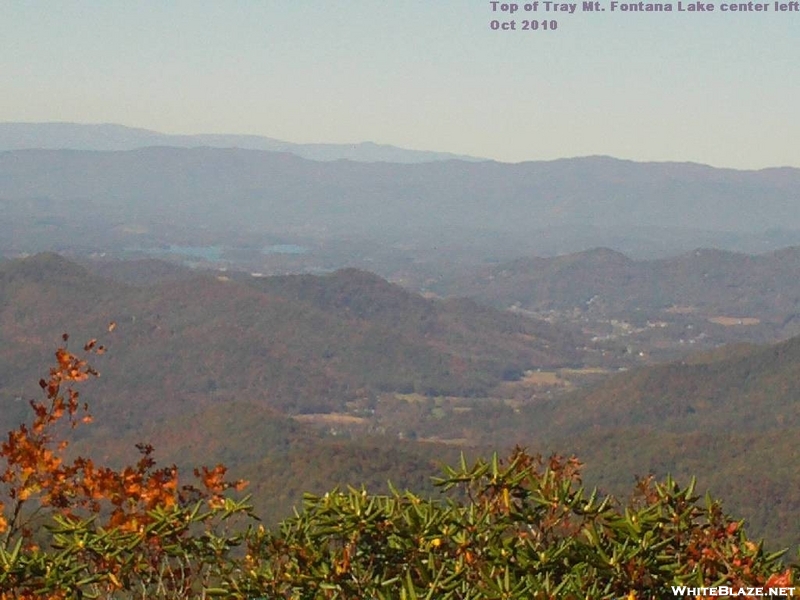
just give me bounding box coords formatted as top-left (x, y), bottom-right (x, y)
top-left (436, 245), bottom-right (800, 319)
top-left (0, 253), bottom-right (588, 430)
top-left (515, 336), bottom-right (800, 438)
top-left (503, 336), bottom-right (800, 548)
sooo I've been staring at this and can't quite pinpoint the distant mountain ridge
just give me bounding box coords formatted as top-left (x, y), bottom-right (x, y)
top-left (438, 245), bottom-right (800, 321)
top-left (4, 126), bottom-right (800, 268)
top-left (0, 122), bottom-right (485, 163)
top-left (2, 147), bottom-right (798, 233)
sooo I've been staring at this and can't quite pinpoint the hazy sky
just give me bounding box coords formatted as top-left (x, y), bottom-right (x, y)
top-left (2, 1), bottom-right (798, 168)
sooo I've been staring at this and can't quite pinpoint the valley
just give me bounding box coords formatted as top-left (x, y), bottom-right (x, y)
top-left (3, 122), bottom-right (800, 558)
top-left (2, 248), bottom-right (800, 548)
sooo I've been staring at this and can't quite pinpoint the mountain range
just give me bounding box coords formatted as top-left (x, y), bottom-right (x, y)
top-left (436, 245), bottom-right (800, 322)
top-left (3, 252), bottom-right (800, 547)
top-left (3, 124), bottom-right (800, 266)
top-left (430, 245), bottom-right (800, 363)
top-left (2, 147), bottom-right (798, 236)
top-left (0, 122), bottom-right (483, 163)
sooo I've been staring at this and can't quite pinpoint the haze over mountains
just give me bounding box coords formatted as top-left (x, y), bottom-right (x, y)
top-left (3, 148), bottom-right (799, 236)
top-left (3, 122), bottom-right (800, 272)
top-left (0, 122), bottom-right (483, 163)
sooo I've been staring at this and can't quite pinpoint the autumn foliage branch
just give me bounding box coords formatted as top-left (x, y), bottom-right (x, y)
top-left (0, 333), bottom-right (251, 599)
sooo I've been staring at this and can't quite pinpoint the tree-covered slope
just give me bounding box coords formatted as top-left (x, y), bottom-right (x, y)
top-left (0, 253), bottom-right (587, 429)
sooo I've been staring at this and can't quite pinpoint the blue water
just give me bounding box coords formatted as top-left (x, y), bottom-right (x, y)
top-left (125, 243), bottom-right (309, 262)
top-left (127, 245), bottom-right (224, 261)
top-left (261, 244), bottom-right (308, 255)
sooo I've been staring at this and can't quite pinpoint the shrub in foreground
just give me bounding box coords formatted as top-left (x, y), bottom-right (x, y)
top-left (0, 334), bottom-right (251, 599)
top-left (237, 451), bottom-right (794, 599)
top-left (1, 336), bottom-right (796, 599)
